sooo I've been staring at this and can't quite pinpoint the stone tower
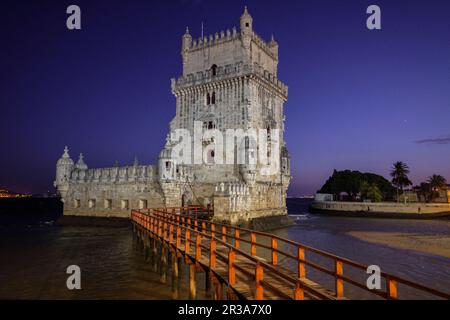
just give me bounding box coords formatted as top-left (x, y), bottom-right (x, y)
top-left (167, 7), bottom-right (291, 223)
top-left (54, 7), bottom-right (290, 224)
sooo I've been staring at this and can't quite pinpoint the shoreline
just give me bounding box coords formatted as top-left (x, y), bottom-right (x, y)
top-left (310, 200), bottom-right (450, 220)
top-left (347, 231), bottom-right (450, 259)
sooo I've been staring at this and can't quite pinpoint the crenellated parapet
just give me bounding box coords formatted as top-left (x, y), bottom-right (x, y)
top-left (69, 164), bottom-right (156, 184)
top-left (189, 27), bottom-right (239, 51)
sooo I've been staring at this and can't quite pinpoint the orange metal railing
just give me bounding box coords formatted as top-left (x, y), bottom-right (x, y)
top-left (131, 207), bottom-right (450, 300)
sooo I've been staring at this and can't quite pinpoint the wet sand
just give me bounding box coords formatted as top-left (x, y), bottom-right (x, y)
top-left (347, 231), bottom-right (450, 259)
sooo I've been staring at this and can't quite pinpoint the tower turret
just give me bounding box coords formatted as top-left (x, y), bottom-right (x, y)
top-left (54, 146), bottom-right (74, 199)
top-left (268, 35), bottom-right (279, 58)
top-left (181, 27), bottom-right (192, 72)
top-left (158, 136), bottom-right (177, 182)
top-left (240, 6), bottom-right (253, 33)
top-left (240, 6), bottom-right (253, 53)
top-left (75, 153), bottom-right (88, 170)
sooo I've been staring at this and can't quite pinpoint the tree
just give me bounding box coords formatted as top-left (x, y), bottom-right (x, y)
top-left (319, 170), bottom-right (394, 201)
top-left (360, 181), bottom-right (383, 202)
top-left (427, 174), bottom-right (447, 202)
top-left (390, 161), bottom-right (412, 202)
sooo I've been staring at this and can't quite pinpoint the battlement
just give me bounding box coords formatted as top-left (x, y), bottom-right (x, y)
top-left (181, 7), bottom-right (279, 76)
top-left (69, 165), bottom-right (156, 184)
top-left (171, 61), bottom-right (288, 97)
top-left (185, 29), bottom-right (277, 60)
top-left (189, 27), bottom-right (239, 51)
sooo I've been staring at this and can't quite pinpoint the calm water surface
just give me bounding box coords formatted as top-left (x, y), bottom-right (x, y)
top-left (0, 200), bottom-right (449, 299)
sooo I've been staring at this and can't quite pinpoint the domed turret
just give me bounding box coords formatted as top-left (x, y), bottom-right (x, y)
top-left (240, 7), bottom-right (253, 52)
top-left (158, 144), bottom-right (176, 181)
top-left (54, 146), bottom-right (74, 194)
top-left (75, 153), bottom-right (88, 170)
top-left (182, 27), bottom-right (192, 52)
top-left (240, 6), bottom-right (253, 33)
top-left (181, 27), bottom-right (192, 71)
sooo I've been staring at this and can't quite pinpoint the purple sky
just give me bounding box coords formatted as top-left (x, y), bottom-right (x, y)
top-left (1, 0), bottom-right (449, 196)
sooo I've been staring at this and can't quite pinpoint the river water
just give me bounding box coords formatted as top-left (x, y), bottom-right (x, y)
top-left (0, 199), bottom-right (449, 299)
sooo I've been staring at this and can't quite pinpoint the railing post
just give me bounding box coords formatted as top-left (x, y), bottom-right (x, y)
top-left (294, 280), bottom-right (304, 300)
top-left (211, 224), bottom-right (215, 238)
top-left (335, 260), bottom-right (344, 298)
top-left (251, 232), bottom-right (257, 256)
top-left (185, 229), bottom-right (190, 254)
top-left (228, 248), bottom-right (235, 285)
top-left (298, 246), bottom-right (306, 279)
top-left (202, 221), bottom-right (206, 233)
top-left (163, 221), bottom-right (167, 240)
top-left (194, 220), bottom-right (198, 232)
top-left (255, 262), bottom-right (264, 300)
top-left (222, 226), bottom-right (227, 243)
top-left (210, 239), bottom-right (216, 270)
top-left (234, 229), bottom-right (240, 249)
top-left (196, 233), bottom-right (202, 260)
top-left (176, 226), bottom-right (181, 248)
top-left (169, 224), bottom-right (173, 244)
top-left (158, 220), bottom-right (163, 238)
top-left (271, 238), bottom-right (278, 265)
top-left (386, 277), bottom-right (398, 299)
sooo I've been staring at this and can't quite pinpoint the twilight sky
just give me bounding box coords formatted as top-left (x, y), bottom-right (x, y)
top-left (1, 0), bottom-right (449, 196)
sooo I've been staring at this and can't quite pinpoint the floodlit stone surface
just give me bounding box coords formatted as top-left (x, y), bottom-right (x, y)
top-left (54, 8), bottom-right (291, 223)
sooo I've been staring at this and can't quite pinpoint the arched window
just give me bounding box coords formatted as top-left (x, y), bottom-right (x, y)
top-left (211, 91), bottom-right (216, 104)
top-left (206, 93), bottom-right (210, 105)
top-left (211, 64), bottom-right (217, 76)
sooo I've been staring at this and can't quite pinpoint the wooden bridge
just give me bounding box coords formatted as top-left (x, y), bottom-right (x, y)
top-left (131, 206), bottom-right (450, 300)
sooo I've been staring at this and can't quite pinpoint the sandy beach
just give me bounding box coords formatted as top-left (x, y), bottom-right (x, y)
top-left (347, 231), bottom-right (450, 259)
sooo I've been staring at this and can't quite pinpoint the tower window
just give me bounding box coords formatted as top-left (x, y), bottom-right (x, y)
top-left (121, 200), bottom-right (129, 210)
top-left (104, 199), bottom-right (112, 209)
top-left (206, 93), bottom-right (210, 105)
top-left (139, 199), bottom-right (148, 210)
top-left (211, 64), bottom-right (217, 76)
top-left (88, 199), bottom-right (96, 209)
top-left (245, 23), bottom-right (249, 27)
top-left (211, 91), bottom-right (216, 104)
top-left (211, 150), bottom-right (215, 158)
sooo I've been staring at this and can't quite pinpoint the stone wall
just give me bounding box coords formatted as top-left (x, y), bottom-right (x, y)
top-left (312, 201), bottom-right (450, 215)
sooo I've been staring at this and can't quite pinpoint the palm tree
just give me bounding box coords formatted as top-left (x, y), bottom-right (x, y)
top-left (390, 161), bottom-right (412, 202)
top-left (427, 174), bottom-right (447, 202)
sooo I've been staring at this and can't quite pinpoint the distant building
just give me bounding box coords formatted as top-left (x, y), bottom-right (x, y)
top-left (402, 185), bottom-right (450, 203)
top-left (0, 188), bottom-right (31, 198)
